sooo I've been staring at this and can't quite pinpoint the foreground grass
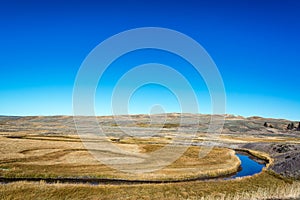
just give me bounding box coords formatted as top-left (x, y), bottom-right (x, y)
top-left (0, 172), bottom-right (299, 200)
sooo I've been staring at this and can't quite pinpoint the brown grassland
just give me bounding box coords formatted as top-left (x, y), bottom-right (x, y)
top-left (0, 134), bottom-right (240, 180)
top-left (0, 172), bottom-right (300, 200)
top-left (0, 115), bottom-right (300, 199)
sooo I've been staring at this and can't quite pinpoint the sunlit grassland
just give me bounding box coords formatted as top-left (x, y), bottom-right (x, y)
top-left (0, 172), bottom-right (299, 200)
top-left (1, 115), bottom-right (300, 199)
top-left (0, 135), bottom-right (240, 181)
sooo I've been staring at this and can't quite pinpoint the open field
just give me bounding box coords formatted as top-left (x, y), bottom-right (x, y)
top-left (0, 134), bottom-right (240, 180)
top-left (1, 172), bottom-right (300, 200)
top-left (0, 114), bottom-right (300, 199)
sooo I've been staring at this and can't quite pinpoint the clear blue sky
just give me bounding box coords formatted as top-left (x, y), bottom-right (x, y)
top-left (0, 0), bottom-right (299, 120)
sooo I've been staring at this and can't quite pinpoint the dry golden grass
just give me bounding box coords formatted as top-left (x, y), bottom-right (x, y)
top-left (220, 135), bottom-right (300, 143)
top-left (1, 115), bottom-right (300, 199)
top-left (138, 145), bottom-right (240, 180)
top-left (0, 135), bottom-right (240, 181)
top-left (0, 172), bottom-right (299, 200)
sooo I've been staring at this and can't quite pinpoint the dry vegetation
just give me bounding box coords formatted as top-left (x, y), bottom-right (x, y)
top-left (0, 172), bottom-right (300, 200)
top-left (0, 134), bottom-right (240, 181)
top-left (1, 115), bottom-right (300, 199)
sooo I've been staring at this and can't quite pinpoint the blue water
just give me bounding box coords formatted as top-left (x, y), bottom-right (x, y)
top-left (231, 154), bottom-right (265, 178)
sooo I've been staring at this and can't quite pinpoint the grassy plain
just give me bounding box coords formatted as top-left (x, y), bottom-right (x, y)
top-left (0, 134), bottom-right (240, 180)
top-left (1, 172), bottom-right (300, 200)
top-left (0, 115), bottom-right (300, 199)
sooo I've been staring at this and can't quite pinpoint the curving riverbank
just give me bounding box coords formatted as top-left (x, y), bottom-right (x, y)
top-left (0, 149), bottom-right (268, 185)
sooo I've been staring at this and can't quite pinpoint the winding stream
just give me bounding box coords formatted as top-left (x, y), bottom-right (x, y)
top-left (232, 153), bottom-right (265, 179)
top-left (0, 151), bottom-right (266, 185)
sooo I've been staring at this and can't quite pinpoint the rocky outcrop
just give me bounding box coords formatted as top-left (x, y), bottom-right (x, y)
top-left (287, 122), bottom-right (300, 131)
top-left (291, 123), bottom-right (295, 129)
top-left (264, 122), bottom-right (273, 128)
top-left (241, 143), bottom-right (300, 179)
top-left (272, 144), bottom-right (297, 153)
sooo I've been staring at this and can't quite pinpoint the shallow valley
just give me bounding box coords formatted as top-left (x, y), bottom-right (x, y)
top-left (0, 114), bottom-right (300, 199)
